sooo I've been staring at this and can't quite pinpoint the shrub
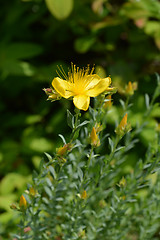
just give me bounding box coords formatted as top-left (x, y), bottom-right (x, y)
top-left (12, 68), bottom-right (160, 240)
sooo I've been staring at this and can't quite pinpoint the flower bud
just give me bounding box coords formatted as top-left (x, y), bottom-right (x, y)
top-left (156, 123), bottom-right (160, 132)
top-left (125, 81), bottom-right (138, 96)
top-left (19, 195), bottom-right (27, 209)
top-left (115, 113), bottom-right (131, 136)
top-left (78, 229), bottom-right (86, 238)
top-left (24, 226), bottom-right (31, 233)
top-left (43, 88), bottom-right (61, 101)
top-left (119, 176), bottom-right (126, 187)
top-left (104, 95), bottom-right (112, 108)
top-left (99, 199), bottom-right (107, 208)
top-left (119, 113), bottom-right (128, 131)
top-left (120, 195), bottom-right (126, 200)
top-left (77, 190), bottom-right (87, 200)
top-left (29, 187), bottom-right (37, 197)
top-left (81, 190), bottom-right (87, 200)
top-left (90, 127), bottom-right (100, 147)
top-left (10, 203), bottom-right (18, 210)
top-left (57, 143), bottom-right (72, 156)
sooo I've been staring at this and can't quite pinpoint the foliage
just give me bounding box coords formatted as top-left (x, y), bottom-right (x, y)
top-left (0, 0), bottom-right (160, 238)
top-left (11, 74), bottom-right (160, 240)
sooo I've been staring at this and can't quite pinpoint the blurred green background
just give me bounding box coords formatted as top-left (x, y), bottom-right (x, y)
top-left (0, 0), bottom-right (160, 237)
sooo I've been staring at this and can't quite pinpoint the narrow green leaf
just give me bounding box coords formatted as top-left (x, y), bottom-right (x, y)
top-left (49, 165), bottom-right (57, 179)
top-left (77, 167), bottom-right (83, 182)
top-left (58, 134), bottom-right (66, 144)
top-left (108, 137), bottom-right (114, 152)
top-left (145, 93), bottom-right (150, 109)
top-left (44, 186), bottom-right (52, 198)
top-left (67, 109), bottom-right (74, 129)
top-left (76, 120), bottom-right (89, 130)
top-left (44, 152), bottom-right (53, 161)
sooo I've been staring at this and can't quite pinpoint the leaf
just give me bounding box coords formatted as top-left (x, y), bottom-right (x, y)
top-left (4, 43), bottom-right (43, 59)
top-left (145, 93), bottom-right (150, 110)
top-left (0, 173), bottom-right (28, 195)
top-left (27, 137), bottom-right (53, 152)
top-left (67, 109), bottom-right (74, 129)
top-left (108, 137), bottom-right (114, 152)
top-left (144, 21), bottom-right (160, 37)
top-left (0, 194), bottom-right (16, 211)
top-left (49, 166), bottom-right (57, 179)
top-left (74, 36), bottom-right (96, 53)
top-left (120, 0), bottom-right (160, 20)
top-left (0, 60), bottom-right (35, 77)
top-left (76, 120), bottom-right (89, 130)
top-left (44, 152), bottom-right (53, 161)
top-left (77, 167), bottom-right (83, 182)
top-left (45, 0), bottom-right (73, 20)
top-left (25, 115), bottom-right (42, 124)
top-left (115, 146), bottom-right (125, 153)
top-left (44, 186), bottom-right (53, 198)
top-left (32, 170), bottom-right (39, 182)
top-left (119, 99), bottom-right (125, 110)
top-left (58, 134), bottom-right (66, 144)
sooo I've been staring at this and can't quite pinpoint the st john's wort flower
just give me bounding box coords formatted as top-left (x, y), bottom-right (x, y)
top-left (51, 64), bottom-right (113, 111)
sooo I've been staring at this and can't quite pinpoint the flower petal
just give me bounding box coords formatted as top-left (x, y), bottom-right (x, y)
top-left (52, 77), bottom-right (73, 99)
top-left (86, 77), bottom-right (111, 97)
top-left (73, 95), bottom-right (90, 111)
top-left (85, 74), bottom-right (101, 90)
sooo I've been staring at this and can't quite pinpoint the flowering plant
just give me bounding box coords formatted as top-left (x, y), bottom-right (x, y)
top-left (12, 69), bottom-right (160, 240)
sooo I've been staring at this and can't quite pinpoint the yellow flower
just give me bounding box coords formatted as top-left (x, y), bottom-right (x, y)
top-left (19, 195), bottom-right (27, 209)
top-left (52, 64), bottom-right (112, 111)
top-left (90, 127), bottom-right (100, 147)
